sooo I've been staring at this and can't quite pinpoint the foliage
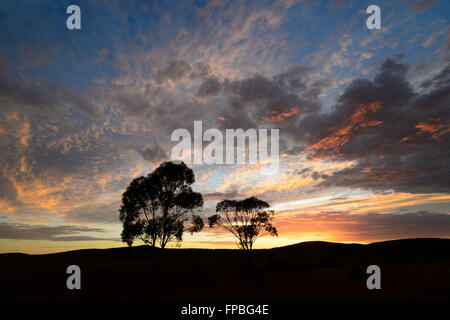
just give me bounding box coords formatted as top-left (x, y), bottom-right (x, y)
top-left (119, 161), bottom-right (204, 248)
top-left (208, 197), bottom-right (277, 250)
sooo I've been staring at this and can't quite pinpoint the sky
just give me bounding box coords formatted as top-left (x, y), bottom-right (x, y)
top-left (0, 0), bottom-right (449, 254)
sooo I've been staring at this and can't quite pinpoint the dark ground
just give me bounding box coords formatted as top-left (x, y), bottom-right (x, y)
top-left (0, 238), bottom-right (449, 300)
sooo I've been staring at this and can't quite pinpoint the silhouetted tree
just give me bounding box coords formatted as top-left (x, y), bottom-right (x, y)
top-left (208, 197), bottom-right (277, 270)
top-left (119, 161), bottom-right (204, 249)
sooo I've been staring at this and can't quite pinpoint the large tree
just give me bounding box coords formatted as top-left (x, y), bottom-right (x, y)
top-left (208, 197), bottom-right (278, 250)
top-left (119, 161), bottom-right (204, 249)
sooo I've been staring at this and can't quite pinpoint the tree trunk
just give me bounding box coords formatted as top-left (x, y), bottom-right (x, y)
top-left (245, 249), bottom-right (253, 272)
top-left (156, 246), bottom-right (164, 272)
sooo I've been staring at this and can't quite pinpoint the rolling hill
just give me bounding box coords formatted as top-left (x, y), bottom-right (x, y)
top-left (1, 238), bottom-right (449, 300)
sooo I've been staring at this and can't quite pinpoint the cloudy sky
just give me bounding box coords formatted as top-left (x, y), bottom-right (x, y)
top-left (0, 0), bottom-right (449, 253)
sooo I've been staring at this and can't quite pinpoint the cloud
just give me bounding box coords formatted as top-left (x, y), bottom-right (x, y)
top-left (293, 57), bottom-right (450, 193)
top-left (196, 76), bottom-right (222, 97)
top-left (422, 31), bottom-right (438, 48)
top-left (278, 210), bottom-right (450, 241)
top-left (110, 88), bottom-right (153, 116)
top-left (136, 144), bottom-right (167, 163)
top-left (197, 66), bottom-right (324, 133)
top-left (421, 65), bottom-right (450, 88)
top-left (204, 190), bottom-right (240, 200)
top-left (62, 202), bottom-right (121, 225)
top-left (0, 72), bottom-right (101, 119)
top-left (154, 60), bottom-right (211, 84)
top-left (226, 69), bottom-right (320, 115)
top-left (95, 47), bottom-right (109, 63)
top-left (189, 62), bottom-right (212, 79)
top-left (0, 176), bottom-right (17, 202)
top-left (0, 222), bottom-right (118, 241)
top-left (155, 60), bottom-right (192, 84)
top-left (446, 30), bottom-right (450, 49)
top-left (0, 107), bottom-right (142, 217)
top-left (407, 0), bottom-right (440, 12)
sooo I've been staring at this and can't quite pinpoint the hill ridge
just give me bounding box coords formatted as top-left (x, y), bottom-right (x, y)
top-left (1, 237), bottom-right (449, 257)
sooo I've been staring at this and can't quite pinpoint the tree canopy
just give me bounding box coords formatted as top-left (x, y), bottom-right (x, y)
top-left (119, 161), bottom-right (204, 248)
top-left (208, 196), bottom-right (277, 250)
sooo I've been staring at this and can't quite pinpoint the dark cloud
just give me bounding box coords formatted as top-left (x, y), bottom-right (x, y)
top-left (196, 76), bottom-right (222, 97)
top-left (294, 57), bottom-right (450, 193)
top-left (204, 190), bottom-right (240, 200)
top-left (291, 168), bottom-right (311, 176)
top-left (193, 65), bottom-right (323, 131)
top-left (58, 87), bottom-right (101, 119)
top-left (0, 74), bottom-right (54, 109)
top-left (111, 89), bottom-right (153, 116)
top-left (143, 90), bottom-right (217, 136)
top-left (0, 176), bottom-right (17, 202)
top-left (446, 30), bottom-right (450, 49)
top-left (311, 171), bottom-right (329, 180)
top-left (154, 60), bottom-right (211, 84)
top-left (136, 144), bottom-right (167, 163)
top-left (0, 222), bottom-right (118, 241)
top-left (273, 65), bottom-right (314, 92)
top-left (189, 62), bottom-right (211, 79)
top-left (0, 72), bottom-right (101, 119)
top-left (289, 168), bottom-right (328, 181)
top-left (329, 197), bottom-right (348, 201)
top-left (284, 145), bottom-right (305, 155)
top-left (227, 72), bottom-right (321, 116)
top-left (209, 68), bottom-right (323, 133)
top-left (155, 60), bottom-right (192, 84)
top-left (421, 65), bottom-right (450, 89)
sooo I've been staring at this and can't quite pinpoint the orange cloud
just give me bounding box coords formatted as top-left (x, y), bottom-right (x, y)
top-left (415, 118), bottom-right (450, 142)
top-left (307, 102), bottom-right (383, 158)
top-left (262, 107), bottom-right (300, 122)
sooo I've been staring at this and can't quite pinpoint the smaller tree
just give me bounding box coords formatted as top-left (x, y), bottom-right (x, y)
top-left (208, 197), bottom-right (277, 269)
